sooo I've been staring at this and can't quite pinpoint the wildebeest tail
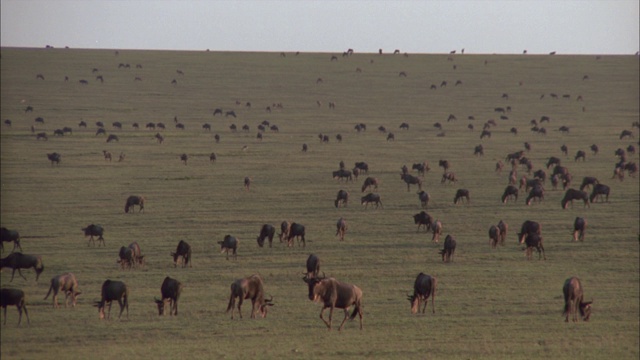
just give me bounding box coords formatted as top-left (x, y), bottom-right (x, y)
top-left (349, 301), bottom-right (361, 320)
top-left (43, 281), bottom-right (54, 300)
top-left (226, 292), bottom-right (235, 313)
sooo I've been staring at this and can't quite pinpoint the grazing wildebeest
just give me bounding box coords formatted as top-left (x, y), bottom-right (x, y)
top-left (361, 177), bottom-right (379, 192)
top-left (202, 123), bottom-right (211, 131)
top-left (171, 240), bottom-right (192, 268)
top-left (441, 172), bottom-right (457, 184)
top-left (302, 274), bottom-right (363, 331)
top-left (354, 162), bottom-right (369, 174)
top-left (574, 150), bottom-right (586, 162)
top-left (127, 241), bottom-right (144, 267)
top-left (53, 128), bottom-right (64, 136)
top-left (47, 152), bottom-right (61, 166)
top-left (417, 190), bottom-right (430, 209)
top-left (413, 211), bottom-right (432, 232)
top-left (378, 125), bottom-right (387, 133)
top-left (106, 134), bottom-right (119, 143)
top-left (590, 144), bottom-right (599, 155)
top-left (412, 162), bottom-right (430, 176)
top-left (82, 224), bottom-right (105, 247)
top-left (619, 129), bottom-right (633, 139)
top-left (495, 160), bottom-right (505, 174)
top-left (180, 153), bottom-right (188, 165)
top-left (533, 169), bottom-right (547, 184)
top-left (95, 280), bottom-right (128, 320)
top-left (226, 110), bottom-right (237, 118)
top-left (361, 193), bottom-right (382, 209)
top-left (438, 159), bottom-right (450, 172)
top-left (526, 185), bottom-right (545, 205)
top-left (502, 185), bottom-right (519, 203)
top-left (305, 254), bottom-right (321, 279)
top-left (440, 235), bottom-right (456, 262)
top-left (155, 276), bottom-right (183, 316)
top-left (278, 221), bottom-right (290, 243)
top-left (400, 122), bottom-right (409, 130)
top-left (401, 173), bottom-right (422, 191)
top-left (386, 132), bottom-right (395, 141)
top-left (474, 145), bottom-right (484, 156)
top-left (124, 195), bottom-right (144, 213)
top-left (517, 220), bottom-right (541, 244)
top-left (408, 273), bottom-right (437, 314)
top-left (335, 189), bottom-right (349, 208)
top-left (1, 288), bottom-right (30, 326)
top-left (154, 132), bottom-right (164, 144)
top-left (561, 189), bottom-right (589, 209)
top-left (209, 152), bottom-right (217, 163)
top-left (589, 183), bottom-right (610, 203)
top-left (497, 220), bottom-right (508, 246)
top-left (480, 130), bottom-right (491, 139)
top-left (579, 176), bottom-right (599, 191)
top-left (561, 145), bottom-right (568, 156)
top-left (336, 218), bottom-right (347, 241)
top-left (0, 253), bottom-right (44, 282)
top-left (510, 127), bottom-right (518, 135)
top-left (573, 217), bottom-right (587, 242)
top-left (287, 223), bottom-right (306, 247)
top-left (563, 277), bottom-right (592, 322)
top-left (431, 219), bottom-right (443, 243)
top-left (332, 169), bottom-right (352, 182)
top-left (44, 273), bottom-right (80, 308)
top-left (523, 233), bottom-right (546, 260)
top-left (256, 224), bottom-right (276, 248)
top-left (433, 122), bottom-right (442, 130)
top-left (489, 225), bottom-right (500, 249)
top-left (454, 189), bottom-right (470, 204)
top-left (117, 246), bottom-right (134, 270)
top-left (227, 274), bottom-right (273, 320)
top-left (1, 227), bottom-right (22, 253)
top-left (102, 150), bottom-right (112, 161)
top-left (218, 235), bottom-right (239, 260)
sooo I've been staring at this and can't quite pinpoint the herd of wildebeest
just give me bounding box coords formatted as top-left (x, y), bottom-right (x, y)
top-left (1, 48), bottom-right (639, 332)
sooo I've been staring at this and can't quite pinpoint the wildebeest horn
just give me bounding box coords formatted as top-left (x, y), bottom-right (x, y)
top-left (265, 295), bottom-right (274, 304)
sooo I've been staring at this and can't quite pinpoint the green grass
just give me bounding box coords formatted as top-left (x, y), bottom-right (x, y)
top-left (1, 48), bottom-right (638, 359)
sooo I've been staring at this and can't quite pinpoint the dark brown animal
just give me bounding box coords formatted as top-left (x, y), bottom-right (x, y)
top-left (440, 235), bottom-right (456, 262)
top-left (517, 220), bottom-right (541, 244)
top-left (579, 176), bottom-right (599, 191)
top-left (47, 152), bottom-right (61, 166)
top-left (408, 273), bottom-right (437, 314)
top-left (413, 211), bottom-right (432, 232)
top-left (454, 189), bottom-right (470, 204)
top-left (155, 276), bottom-right (183, 316)
top-left (336, 218), bottom-right (347, 241)
top-left (305, 254), bottom-right (320, 279)
top-left (417, 190), bottom-right (430, 208)
top-left (95, 280), bottom-right (129, 320)
top-left (124, 195), bottom-right (144, 213)
top-left (218, 235), bottom-right (239, 260)
top-left (44, 273), bottom-right (80, 308)
top-left (286, 223), bottom-right (306, 247)
top-left (573, 217), bottom-right (587, 242)
top-left (82, 224), bottom-right (105, 247)
top-left (278, 221), bottom-right (290, 243)
top-left (361, 193), bottom-right (382, 209)
top-left (523, 233), bottom-right (546, 260)
top-left (501, 185), bottom-right (519, 203)
top-left (361, 177), bottom-right (379, 192)
top-left (117, 246), bottom-right (134, 270)
top-left (497, 220), bottom-right (508, 246)
top-left (589, 184), bottom-right (610, 203)
top-left (489, 225), bottom-right (500, 248)
top-left (563, 277), bottom-right (592, 322)
top-left (1, 288), bottom-right (30, 326)
top-left (334, 190), bottom-right (349, 208)
top-left (526, 185), bottom-right (545, 205)
top-left (0, 253), bottom-right (44, 282)
top-left (256, 224), bottom-right (276, 248)
top-left (401, 173), bottom-right (422, 191)
top-left (226, 274), bottom-right (273, 319)
top-left (441, 172), bottom-right (457, 184)
top-left (302, 274), bottom-right (363, 331)
top-left (171, 240), bottom-right (192, 268)
top-left (561, 189), bottom-right (589, 209)
top-left (1, 227), bottom-right (22, 253)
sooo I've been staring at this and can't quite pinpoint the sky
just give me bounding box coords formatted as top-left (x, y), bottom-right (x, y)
top-left (1, 0), bottom-right (638, 55)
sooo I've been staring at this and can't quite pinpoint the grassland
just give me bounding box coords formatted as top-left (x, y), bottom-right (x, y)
top-left (0, 47), bottom-right (638, 359)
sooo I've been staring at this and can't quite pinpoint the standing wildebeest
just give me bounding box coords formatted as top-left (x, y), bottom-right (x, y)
top-left (118, 246), bottom-right (135, 269)
top-left (361, 193), bottom-right (382, 209)
top-left (306, 254), bottom-right (321, 279)
top-left (502, 185), bottom-right (519, 203)
top-left (171, 240), bottom-right (192, 268)
top-left (47, 152), bottom-right (61, 166)
top-left (526, 185), bottom-right (545, 205)
top-left (336, 218), bottom-right (347, 241)
top-left (413, 211), bottom-right (433, 232)
top-left (412, 162), bottom-right (430, 176)
top-left (574, 150), bottom-right (586, 162)
top-left (590, 144), bottom-right (599, 155)
top-left (287, 223), bottom-right (306, 247)
top-left (218, 235), bottom-right (239, 260)
top-left (441, 172), bottom-right (458, 184)
top-left (474, 145), bottom-right (484, 156)
top-left (408, 273), bottom-right (437, 314)
top-left (0, 253), bottom-right (44, 282)
top-left (95, 280), bottom-right (129, 320)
top-left (440, 235), bottom-right (456, 262)
top-left (563, 277), bottom-right (592, 322)
top-left (354, 161), bottom-right (369, 174)
top-left (180, 153), bottom-right (188, 165)
top-left (1, 227), bottom-right (22, 253)
top-left (561, 189), bottom-right (590, 209)
top-left (546, 156), bottom-right (561, 169)
top-left (302, 274), bottom-right (363, 331)
top-left (438, 159), bottom-right (450, 172)
top-left (489, 225), bottom-right (500, 248)
top-left (573, 217), bottom-right (587, 242)
top-left (334, 189), bottom-right (349, 208)
top-left (589, 183), bottom-right (610, 203)
top-left (431, 219), bottom-right (443, 243)
top-left (619, 129), bottom-right (633, 139)
top-left (278, 221), bottom-right (290, 243)
top-left (417, 190), bottom-right (430, 208)
top-left (401, 173), bottom-right (422, 191)
top-left (124, 195), bottom-right (145, 213)
top-left (579, 176), bottom-right (599, 191)
top-left (226, 274), bottom-right (273, 319)
top-left (497, 220), bottom-right (508, 246)
top-left (523, 233), bottom-right (546, 260)
top-left (82, 224), bottom-right (105, 247)
top-left (517, 220), bottom-right (541, 244)
top-left (332, 169), bottom-right (353, 182)
top-left (44, 273), bottom-right (80, 308)
top-left (256, 224), bottom-right (276, 248)
top-left (155, 276), bottom-right (183, 316)
top-left (454, 189), bottom-right (470, 204)
top-left (1, 288), bottom-right (30, 326)
top-left (361, 177), bottom-right (379, 192)
top-left (103, 150), bottom-right (112, 161)
top-left (36, 132), bottom-right (48, 141)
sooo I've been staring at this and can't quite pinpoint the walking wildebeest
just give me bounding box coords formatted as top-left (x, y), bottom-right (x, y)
top-left (336, 218), bottom-right (347, 241)
top-left (334, 189), bottom-right (349, 208)
top-left (218, 235), bottom-right (239, 260)
top-left (523, 233), bottom-right (546, 260)
top-left (1, 227), bottom-right (22, 253)
top-left (489, 225), bottom-right (500, 249)
top-left (44, 272), bottom-right (80, 308)
top-left (305, 254), bottom-right (321, 279)
top-left (408, 273), bottom-right (437, 314)
top-left (82, 224), bottom-right (105, 247)
top-left (440, 235), bottom-right (456, 262)
top-left (441, 172), bottom-right (457, 184)
top-left (526, 185), bottom-right (545, 205)
top-left (226, 274), bottom-right (273, 319)
top-left (124, 195), bottom-right (144, 213)
top-left (501, 185), bottom-right (519, 203)
top-left (401, 173), bottom-right (422, 191)
top-left (361, 177), bottom-right (379, 192)
top-left (589, 183), bottom-right (610, 203)
top-left (413, 211), bottom-right (432, 232)
top-left (256, 224), bottom-right (276, 248)
top-left (302, 274), bottom-right (363, 331)
top-left (579, 176), bottom-right (599, 191)
top-left (454, 189), bottom-right (470, 204)
top-left (287, 223), bottom-right (306, 247)
top-left (155, 276), bottom-right (183, 316)
top-left (47, 152), bottom-right (61, 166)
top-left (517, 220), bottom-right (541, 244)
top-left (1, 288), bottom-right (30, 326)
top-left (417, 191), bottom-right (430, 208)
top-left (0, 253), bottom-right (44, 282)
top-left (563, 277), bottom-right (592, 322)
top-left (361, 193), bottom-right (382, 209)
top-left (561, 189), bottom-right (590, 209)
top-left (573, 217), bottom-right (587, 242)
top-left (95, 280), bottom-right (129, 320)
top-left (171, 240), bottom-right (192, 268)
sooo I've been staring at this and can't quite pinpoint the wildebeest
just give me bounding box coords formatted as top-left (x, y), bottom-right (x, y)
top-left (438, 159), bottom-right (450, 172)
top-left (82, 224), bottom-right (105, 247)
top-left (361, 177), bottom-right (379, 192)
top-left (154, 132), bottom-right (164, 144)
top-left (124, 195), bottom-right (145, 213)
top-left (226, 274), bottom-right (273, 319)
top-left (480, 130), bottom-right (491, 139)
top-left (440, 235), bottom-right (456, 262)
top-left (218, 235), bottom-right (239, 260)
top-left (399, 122), bottom-right (409, 130)
top-left (413, 211), bottom-right (432, 232)
top-left (117, 246), bottom-right (135, 270)
top-left (412, 162), bottom-right (430, 176)
top-left (619, 129), bottom-right (633, 139)
top-left (278, 221), bottom-right (290, 243)
top-left (1, 288), bottom-right (30, 326)
top-left (333, 169), bottom-right (353, 182)
top-left (44, 272), bottom-right (80, 308)
top-left (103, 150), bottom-right (112, 161)
top-left (497, 220), bottom-right (508, 246)
top-left (474, 145), bottom-right (484, 156)
top-left (53, 128), bottom-right (64, 136)
top-left (453, 189), bottom-right (470, 204)
top-left (0, 253), bottom-right (44, 282)
top-left (306, 254), bottom-right (321, 279)
top-left (590, 144), bottom-right (599, 155)
top-left (546, 156), bottom-right (561, 169)
top-left (574, 150), bottom-right (586, 162)
top-left (95, 280), bottom-right (129, 320)
top-left (573, 217), bottom-right (587, 242)
top-left (302, 274), bottom-right (363, 331)
top-left (1, 227), bottom-right (22, 253)
top-left (561, 189), bottom-right (590, 209)
top-left (408, 273), bottom-right (437, 314)
top-left (417, 190), bottom-right (430, 208)
top-left (335, 218), bottom-right (347, 241)
top-left (489, 225), bottom-right (500, 248)
top-left (441, 172), bottom-right (458, 184)
top-left (287, 223), bottom-right (306, 247)
top-left (155, 276), bottom-right (183, 316)
top-left (361, 193), bottom-right (382, 209)
top-left (47, 152), bottom-right (61, 166)
top-left (334, 189), bottom-right (349, 208)
top-left (354, 161), bottom-right (369, 173)
top-left (256, 224), bottom-right (276, 248)
top-left (579, 176), bottom-right (599, 191)
top-left (523, 233), bottom-right (546, 260)
top-left (226, 110), bottom-right (237, 118)
top-left (36, 132), bottom-right (48, 141)
top-left (501, 185), bottom-right (519, 203)
top-left (526, 185), bottom-right (545, 205)
top-left (171, 240), bottom-right (192, 268)
top-left (431, 219), bottom-right (443, 243)
top-left (589, 183), bottom-right (610, 203)
top-left (401, 173), bottom-right (422, 191)
top-left (209, 152), bottom-right (217, 162)
top-left (180, 153), bottom-right (188, 165)
top-left (517, 220), bottom-right (541, 244)
top-left (563, 277), bottom-right (592, 322)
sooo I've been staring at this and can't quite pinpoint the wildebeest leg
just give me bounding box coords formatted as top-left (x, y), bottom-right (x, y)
top-left (3, 306), bottom-right (6, 324)
top-left (338, 308), bottom-right (350, 331)
top-left (237, 297), bottom-right (243, 319)
top-left (421, 298), bottom-right (428, 313)
top-left (320, 306), bottom-right (333, 330)
top-left (117, 299), bottom-right (126, 319)
top-left (107, 301), bottom-right (113, 319)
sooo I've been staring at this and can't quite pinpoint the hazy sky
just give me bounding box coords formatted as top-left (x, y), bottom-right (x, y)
top-left (1, 0), bottom-right (638, 54)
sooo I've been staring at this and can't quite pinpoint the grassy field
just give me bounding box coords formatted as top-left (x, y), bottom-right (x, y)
top-left (0, 47), bottom-right (638, 359)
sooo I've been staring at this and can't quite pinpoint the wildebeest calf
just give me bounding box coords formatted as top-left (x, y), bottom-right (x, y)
top-left (44, 272), bottom-right (81, 308)
top-left (226, 274), bottom-right (273, 319)
top-left (563, 277), bottom-right (592, 322)
top-left (1, 288), bottom-right (30, 326)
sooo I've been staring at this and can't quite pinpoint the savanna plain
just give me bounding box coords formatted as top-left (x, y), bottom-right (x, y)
top-left (0, 47), bottom-right (638, 359)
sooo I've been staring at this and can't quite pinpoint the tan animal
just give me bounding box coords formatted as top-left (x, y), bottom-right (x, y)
top-left (44, 273), bottom-right (81, 308)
